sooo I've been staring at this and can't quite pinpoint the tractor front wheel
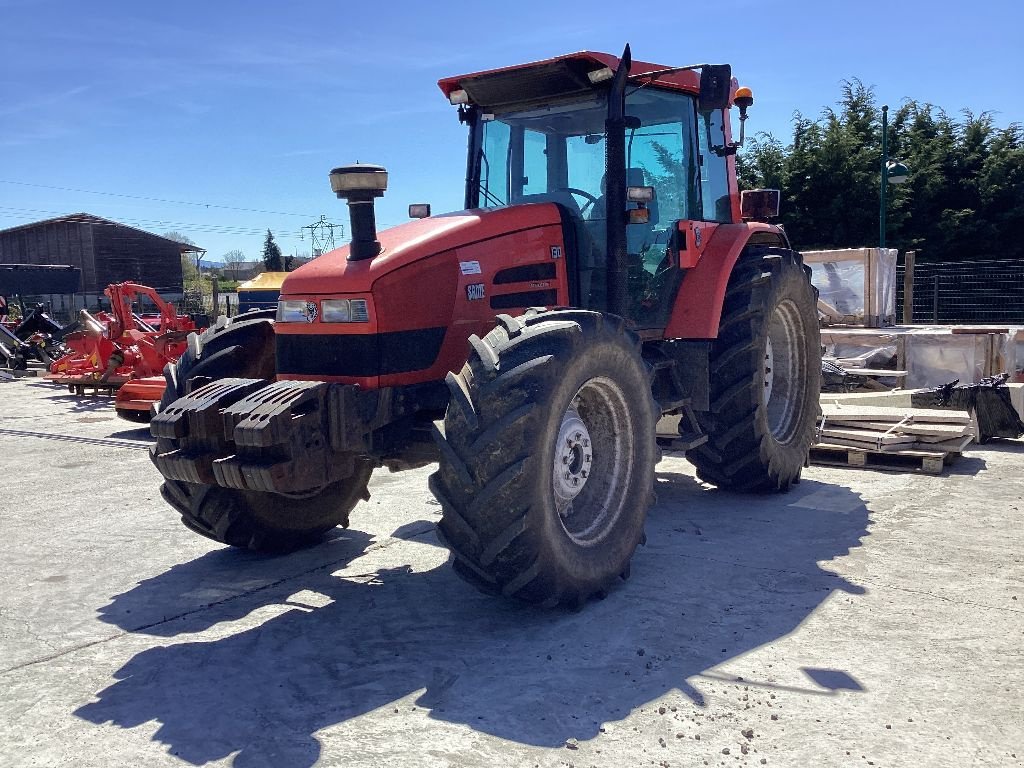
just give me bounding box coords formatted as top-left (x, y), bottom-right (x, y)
top-left (162, 475), bottom-right (373, 551)
top-left (155, 312), bottom-right (373, 551)
top-left (430, 309), bottom-right (659, 608)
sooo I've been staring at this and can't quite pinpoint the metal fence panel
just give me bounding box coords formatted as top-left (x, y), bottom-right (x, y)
top-left (896, 259), bottom-right (1024, 324)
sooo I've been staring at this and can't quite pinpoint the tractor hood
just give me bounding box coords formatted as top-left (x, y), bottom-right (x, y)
top-left (280, 204), bottom-right (563, 297)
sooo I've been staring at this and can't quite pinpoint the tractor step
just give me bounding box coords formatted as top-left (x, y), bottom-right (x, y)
top-left (657, 431), bottom-right (709, 451)
top-left (654, 401), bottom-right (707, 452)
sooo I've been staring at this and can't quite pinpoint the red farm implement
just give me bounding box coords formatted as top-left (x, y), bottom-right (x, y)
top-left (47, 283), bottom-right (200, 418)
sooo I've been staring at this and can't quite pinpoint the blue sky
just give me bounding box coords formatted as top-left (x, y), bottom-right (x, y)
top-left (2, 0), bottom-right (1021, 262)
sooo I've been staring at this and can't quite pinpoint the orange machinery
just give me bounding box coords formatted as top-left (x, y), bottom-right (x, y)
top-left (46, 282), bottom-right (199, 419)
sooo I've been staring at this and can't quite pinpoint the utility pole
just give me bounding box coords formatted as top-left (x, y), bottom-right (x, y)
top-left (301, 215), bottom-right (343, 258)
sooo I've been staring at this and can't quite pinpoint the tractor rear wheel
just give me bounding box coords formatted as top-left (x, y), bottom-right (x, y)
top-left (155, 313), bottom-right (373, 551)
top-left (687, 246), bottom-right (820, 492)
top-left (430, 309), bottom-right (659, 608)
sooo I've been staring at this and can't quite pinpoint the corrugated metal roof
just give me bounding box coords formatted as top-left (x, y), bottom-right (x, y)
top-left (0, 212), bottom-right (204, 252)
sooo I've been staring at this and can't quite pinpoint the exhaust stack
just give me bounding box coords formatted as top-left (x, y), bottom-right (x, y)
top-left (329, 164), bottom-right (388, 261)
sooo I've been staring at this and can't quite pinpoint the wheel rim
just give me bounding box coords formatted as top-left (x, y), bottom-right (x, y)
top-left (551, 377), bottom-right (634, 546)
top-left (764, 299), bottom-right (806, 443)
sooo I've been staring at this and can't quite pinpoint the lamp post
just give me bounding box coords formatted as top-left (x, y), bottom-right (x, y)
top-left (879, 104), bottom-right (910, 249)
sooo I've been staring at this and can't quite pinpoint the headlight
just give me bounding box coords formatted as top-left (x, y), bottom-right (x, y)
top-left (321, 299), bottom-right (351, 322)
top-left (277, 300), bottom-right (314, 323)
top-left (322, 298), bottom-right (369, 323)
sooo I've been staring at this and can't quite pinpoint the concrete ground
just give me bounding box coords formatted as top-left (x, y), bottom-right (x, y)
top-left (0, 376), bottom-right (1021, 768)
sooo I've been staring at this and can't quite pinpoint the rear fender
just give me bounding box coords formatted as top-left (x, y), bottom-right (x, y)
top-left (664, 223), bottom-right (787, 339)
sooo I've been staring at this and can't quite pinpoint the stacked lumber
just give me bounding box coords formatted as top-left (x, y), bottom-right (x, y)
top-left (818, 404), bottom-right (974, 452)
top-left (811, 403), bottom-right (974, 475)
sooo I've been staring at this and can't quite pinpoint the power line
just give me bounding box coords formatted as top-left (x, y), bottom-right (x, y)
top-left (0, 178), bottom-right (319, 218)
top-left (0, 206), bottom-right (308, 241)
top-left (0, 205), bottom-right (275, 235)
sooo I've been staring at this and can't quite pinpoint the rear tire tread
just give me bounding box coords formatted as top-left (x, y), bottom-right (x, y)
top-left (687, 246), bottom-right (820, 493)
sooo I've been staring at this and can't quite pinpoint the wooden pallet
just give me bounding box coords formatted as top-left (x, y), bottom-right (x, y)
top-left (809, 443), bottom-right (956, 475)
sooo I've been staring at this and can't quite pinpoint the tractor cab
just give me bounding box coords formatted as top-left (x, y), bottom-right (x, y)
top-left (439, 48), bottom-right (743, 329)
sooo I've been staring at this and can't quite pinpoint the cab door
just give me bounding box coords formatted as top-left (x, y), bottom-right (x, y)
top-left (622, 88), bottom-right (703, 330)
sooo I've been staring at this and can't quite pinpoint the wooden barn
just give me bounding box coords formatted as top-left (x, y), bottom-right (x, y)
top-left (0, 213), bottom-right (200, 294)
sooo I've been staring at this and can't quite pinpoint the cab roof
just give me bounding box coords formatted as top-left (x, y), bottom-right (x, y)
top-left (437, 50), bottom-right (706, 110)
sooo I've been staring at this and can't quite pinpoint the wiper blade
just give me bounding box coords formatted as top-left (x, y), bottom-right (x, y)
top-left (479, 184), bottom-right (506, 207)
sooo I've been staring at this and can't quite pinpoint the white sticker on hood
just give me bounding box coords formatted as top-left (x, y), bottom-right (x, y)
top-left (459, 260), bottom-right (482, 276)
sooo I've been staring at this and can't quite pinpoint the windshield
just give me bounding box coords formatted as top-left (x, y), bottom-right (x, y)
top-left (476, 93), bottom-right (609, 212)
top-left (473, 88), bottom-right (700, 230)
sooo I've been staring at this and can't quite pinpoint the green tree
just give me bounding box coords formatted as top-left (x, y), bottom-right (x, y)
top-left (888, 102), bottom-right (949, 253)
top-left (262, 230), bottom-right (284, 271)
top-left (977, 123), bottom-right (1024, 261)
top-left (734, 82), bottom-right (1023, 262)
top-left (781, 80), bottom-right (885, 249)
top-left (737, 132), bottom-right (787, 192)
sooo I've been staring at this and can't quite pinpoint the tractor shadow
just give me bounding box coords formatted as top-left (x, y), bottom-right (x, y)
top-left (94, 529), bottom-right (375, 636)
top-left (77, 475), bottom-right (871, 767)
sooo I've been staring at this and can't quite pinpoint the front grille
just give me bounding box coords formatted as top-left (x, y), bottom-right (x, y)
top-left (276, 327), bottom-right (446, 377)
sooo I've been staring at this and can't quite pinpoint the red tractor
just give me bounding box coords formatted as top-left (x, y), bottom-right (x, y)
top-left (150, 47), bottom-right (820, 608)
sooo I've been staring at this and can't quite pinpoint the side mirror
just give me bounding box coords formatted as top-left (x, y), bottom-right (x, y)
top-left (698, 64), bottom-right (732, 111)
top-left (408, 204), bottom-right (431, 219)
